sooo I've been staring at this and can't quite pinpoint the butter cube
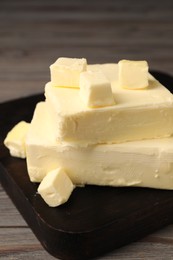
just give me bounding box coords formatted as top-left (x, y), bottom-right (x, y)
top-left (118, 60), bottom-right (149, 89)
top-left (4, 121), bottom-right (30, 158)
top-left (50, 57), bottom-right (87, 88)
top-left (37, 168), bottom-right (74, 207)
top-left (79, 71), bottom-right (115, 108)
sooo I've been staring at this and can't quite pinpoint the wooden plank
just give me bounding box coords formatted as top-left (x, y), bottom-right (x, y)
top-left (0, 228), bottom-right (53, 259)
top-left (0, 184), bottom-right (27, 227)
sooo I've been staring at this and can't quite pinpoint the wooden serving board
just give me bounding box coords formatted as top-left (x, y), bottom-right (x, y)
top-left (0, 71), bottom-right (173, 260)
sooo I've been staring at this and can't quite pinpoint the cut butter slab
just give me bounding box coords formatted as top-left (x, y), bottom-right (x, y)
top-left (26, 102), bottom-right (173, 190)
top-left (4, 121), bottom-right (30, 158)
top-left (45, 63), bottom-right (173, 145)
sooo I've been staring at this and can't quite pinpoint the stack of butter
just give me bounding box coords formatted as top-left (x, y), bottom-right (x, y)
top-left (4, 57), bottom-right (173, 207)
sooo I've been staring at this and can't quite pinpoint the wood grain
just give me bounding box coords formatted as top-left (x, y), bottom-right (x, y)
top-left (0, 0), bottom-right (173, 259)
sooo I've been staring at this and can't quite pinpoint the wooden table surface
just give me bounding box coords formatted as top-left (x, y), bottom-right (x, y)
top-left (0, 0), bottom-right (173, 259)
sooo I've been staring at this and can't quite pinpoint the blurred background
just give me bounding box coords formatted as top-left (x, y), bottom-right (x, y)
top-left (0, 0), bottom-right (172, 102)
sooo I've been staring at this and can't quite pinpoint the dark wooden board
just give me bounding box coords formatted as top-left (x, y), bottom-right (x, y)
top-left (0, 71), bottom-right (173, 260)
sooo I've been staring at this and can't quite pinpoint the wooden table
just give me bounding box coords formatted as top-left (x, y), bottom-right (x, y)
top-left (0, 1), bottom-right (173, 259)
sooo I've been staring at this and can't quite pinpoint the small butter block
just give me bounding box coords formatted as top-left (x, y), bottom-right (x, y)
top-left (37, 168), bottom-right (74, 207)
top-left (50, 57), bottom-right (87, 88)
top-left (118, 60), bottom-right (149, 89)
top-left (79, 71), bottom-right (115, 108)
top-left (4, 121), bottom-right (30, 158)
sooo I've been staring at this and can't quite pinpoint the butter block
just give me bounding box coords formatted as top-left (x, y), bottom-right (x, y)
top-left (50, 57), bottom-right (87, 88)
top-left (26, 102), bottom-right (173, 190)
top-left (45, 63), bottom-right (173, 145)
top-left (4, 121), bottom-right (30, 158)
top-left (79, 71), bottom-right (115, 108)
top-left (37, 168), bottom-right (74, 207)
top-left (118, 60), bottom-right (149, 89)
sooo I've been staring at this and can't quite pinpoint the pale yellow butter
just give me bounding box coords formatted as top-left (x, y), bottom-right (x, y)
top-left (50, 57), bottom-right (87, 88)
top-left (118, 60), bottom-right (149, 89)
top-left (26, 102), bottom-right (173, 190)
top-left (45, 63), bottom-right (173, 145)
top-left (79, 71), bottom-right (115, 108)
top-left (4, 121), bottom-right (30, 158)
top-left (37, 167), bottom-right (74, 207)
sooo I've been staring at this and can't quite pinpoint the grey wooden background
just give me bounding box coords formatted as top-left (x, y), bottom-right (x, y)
top-left (0, 0), bottom-right (173, 259)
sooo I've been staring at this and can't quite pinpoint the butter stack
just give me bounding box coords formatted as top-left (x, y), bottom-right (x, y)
top-left (4, 57), bottom-right (173, 207)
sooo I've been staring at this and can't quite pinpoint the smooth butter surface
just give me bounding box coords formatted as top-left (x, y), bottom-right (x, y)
top-left (26, 102), bottom-right (173, 190)
top-left (45, 63), bottom-right (173, 145)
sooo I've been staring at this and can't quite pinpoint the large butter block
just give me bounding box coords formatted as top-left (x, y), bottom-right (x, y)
top-left (50, 57), bottom-right (87, 88)
top-left (26, 102), bottom-right (173, 190)
top-left (45, 63), bottom-right (173, 145)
